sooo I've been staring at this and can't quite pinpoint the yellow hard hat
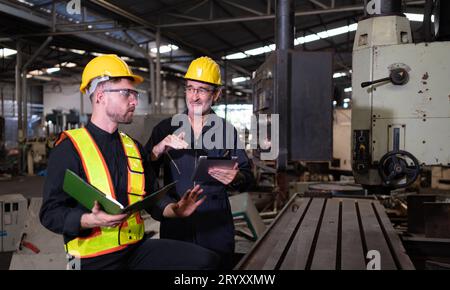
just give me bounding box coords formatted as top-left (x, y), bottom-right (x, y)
top-left (80, 54), bottom-right (143, 93)
top-left (184, 56), bottom-right (222, 86)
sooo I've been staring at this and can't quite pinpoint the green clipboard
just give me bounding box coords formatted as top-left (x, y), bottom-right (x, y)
top-left (63, 169), bottom-right (177, 215)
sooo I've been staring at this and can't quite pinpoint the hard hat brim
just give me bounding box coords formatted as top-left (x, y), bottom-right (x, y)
top-left (184, 78), bottom-right (221, 87)
top-left (80, 74), bottom-right (144, 94)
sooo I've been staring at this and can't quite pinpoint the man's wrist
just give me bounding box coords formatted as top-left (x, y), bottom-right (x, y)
top-left (228, 171), bottom-right (244, 190)
top-left (80, 213), bottom-right (94, 229)
top-left (162, 202), bottom-right (177, 218)
top-left (151, 145), bottom-right (163, 161)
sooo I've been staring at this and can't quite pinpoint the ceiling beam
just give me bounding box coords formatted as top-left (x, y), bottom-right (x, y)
top-left (158, 5), bottom-right (365, 27)
top-left (158, 0), bottom-right (425, 28)
top-left (0, 0), bottom-right (147, 59)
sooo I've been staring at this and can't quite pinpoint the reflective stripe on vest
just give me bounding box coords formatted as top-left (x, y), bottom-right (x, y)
top-left (58, 128), bottom-right (145, 258)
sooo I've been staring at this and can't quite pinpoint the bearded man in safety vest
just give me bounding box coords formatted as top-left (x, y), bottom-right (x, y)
top-left (40, 54), bottom-right (219, 270)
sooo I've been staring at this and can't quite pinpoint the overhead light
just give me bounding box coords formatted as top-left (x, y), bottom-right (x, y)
top-left (120, 56), bottom-right (133, 62)
top-left (61, 62), bottom-right (77, 68)
top-left (17, 0), bottom-right (34, 7)
top-left (0, 48), bottom-right (17, 57)
top-left (223, 14), bottom-right (429, 61)
top-left (295, 34), bottom-right (321, 45)
top-left (91, 52), bottom-right (104, 57)
top-left (343, 102), bottom-right (349, 109)
top-left (29, 70), bottom-right (43, 76)
top-left (245, 45), bottom-right (274, 56)
top-left (344, 87), bottom-right (352, 93)
top-left (224, 52), bottom-right (247, 60)
top-left (232, 77), bottom-right (250, 83)
top-left (226, 23), bottom-right (357, 60)
top-left (343, 98), bottom-right (351, 102)
top-left (333, 72), bottom-right (347, 78)
top-left (138, 67), bottom-right (149, 72)
top-left (46, 67), bottom-right (60, 74)
top-left (151, 44), bottom-right (179, 54)
top-left (404, 13), bottom-right (434, 22)
top-left (69, 49), bottom-right (85, 55)
top-left (333, 100), bottom-right (337, 106)
top-left (235, 91), bottom-right (243, 96)
top-left (51, 46), bottom-right (68, 52)
top-left (33, 75), bottom-right (53, 81)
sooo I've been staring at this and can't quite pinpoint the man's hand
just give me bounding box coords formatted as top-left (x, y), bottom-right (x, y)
top-left (80, 201), bottom-right (128, 229)
top-left (208, 163), bottom-right (239, 185)
top-left (163, 185), bottom-right (206, 218)
top-left (151, 132), bottom-right (188, 160)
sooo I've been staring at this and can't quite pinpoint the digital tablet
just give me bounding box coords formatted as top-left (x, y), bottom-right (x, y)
top-left (191, 155), bottom-right (238, 182)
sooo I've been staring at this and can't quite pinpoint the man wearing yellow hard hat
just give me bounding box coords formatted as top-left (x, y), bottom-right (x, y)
top-left (40, 54), bottom-right (219, 269)
top-left (145, 56), bottom-right (255, 269)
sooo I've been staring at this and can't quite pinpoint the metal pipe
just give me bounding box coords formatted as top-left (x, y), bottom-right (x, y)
top-left (156, 27), bottom-right (161, 114)
top-left (309, 0), bottom-right (328, 9)
top-left (80, 92), bottom-right (84, 116)
top-left (277, 0), bottom-right (294, 50)
top-left (15, 41), bottom-right (22, 172)
top-left (56, 20), bottom-right (116, 28)
top-left (209, 0), bottom-right (214, 20)
top-left (15, 41), bottom-right (22, 134)
top-left (22, 37), bottom-right (53, 71)
top-left (222, 0), bottom-right (264, 16)
top-left (21, 36), bottom-right (53, 140)
top-left (275, 0), bottom-right (293, 173)
top-left (88, 0), bottom-right (157, 31)
top-left (423, 0), bottom-right (434, 42)
top-left (21, 76), bottom-right (27, 140)
top-left (1, 87), bottom-right (4, 117)
top-left (146, 43), bottom-right (156, 114)
top-left (224, 59), bottom-right (228, 121)
top-left (435, 0), bottom-right (450, 41)
top-left (52, 0), bottom-right (56, 32)
top-left (185, 0), bottom-right (208, 14)
top-left (166, 13), bottom-right (203, 21)
top-left (150, 58), bottom-right (156, 114)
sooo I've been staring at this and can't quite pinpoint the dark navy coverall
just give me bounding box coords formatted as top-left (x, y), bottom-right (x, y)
top-left (146, 112), bottom-right (255, 269)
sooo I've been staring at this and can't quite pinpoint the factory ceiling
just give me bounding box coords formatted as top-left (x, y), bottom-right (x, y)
top-left (0, 0), bottom-right (427, 102)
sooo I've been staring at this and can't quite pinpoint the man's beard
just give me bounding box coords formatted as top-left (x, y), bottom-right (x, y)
top-left (107, 109), bottom-right (134, 124)
top-left (190, 99), bottom-right (213, 116)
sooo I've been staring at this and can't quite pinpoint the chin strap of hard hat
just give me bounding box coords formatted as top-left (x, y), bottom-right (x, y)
top-left (85, 76), bottom-right (110, 97)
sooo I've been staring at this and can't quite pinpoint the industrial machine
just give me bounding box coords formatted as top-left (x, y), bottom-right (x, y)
top-left (252, 51), bottom-right (333, 162)
top-left (45, 109), bottom-right (82, 136)
top-left (351, 0), bottom-right (450, 189)
top-left (0, 194), bottom-right (27, 252)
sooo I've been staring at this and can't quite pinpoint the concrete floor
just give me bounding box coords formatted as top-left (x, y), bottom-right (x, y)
top-left (0, 176), bottom-right (44, 269)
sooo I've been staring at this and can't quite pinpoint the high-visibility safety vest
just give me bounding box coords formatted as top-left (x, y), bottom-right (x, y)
top-left (56, 128), bottom-right (146, 258)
